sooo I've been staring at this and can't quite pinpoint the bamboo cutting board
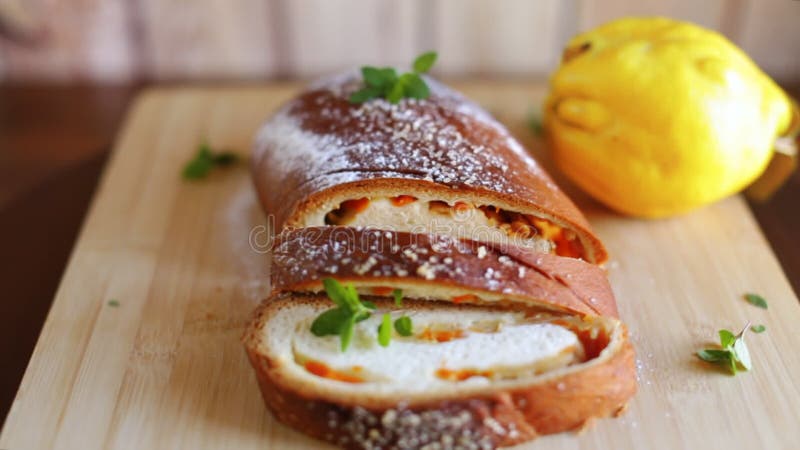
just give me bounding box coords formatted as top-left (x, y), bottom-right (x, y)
top-left (2, 82), bottom-right (799, 450)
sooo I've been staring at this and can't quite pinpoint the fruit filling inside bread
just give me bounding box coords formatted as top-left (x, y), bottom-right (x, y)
top-left (263, 298), bottom-right (612, 395)
top-left (321, 196), bottom-right (584, 258)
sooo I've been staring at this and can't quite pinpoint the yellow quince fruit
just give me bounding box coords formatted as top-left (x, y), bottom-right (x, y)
top-left (544, 17), bottom-right (796, 218)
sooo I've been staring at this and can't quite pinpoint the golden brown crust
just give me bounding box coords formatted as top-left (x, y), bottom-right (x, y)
top-left (251, 74), bottom-right (608, 264)
top-left (242, 296), bottom-right (637, 449)
top-left (271, 227), bottom-right (618, 317)
top-left (247, 75), bottom-right (633, 447)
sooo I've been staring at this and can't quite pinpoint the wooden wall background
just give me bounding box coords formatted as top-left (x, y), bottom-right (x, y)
top-left (0, 0), bottom-right (798, 83)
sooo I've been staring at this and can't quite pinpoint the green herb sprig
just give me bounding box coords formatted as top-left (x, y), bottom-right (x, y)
top-left (697, 323), bottom-right (754, 375)
top-left (311, 280), bottom-right (414, 351)
top-left (378, 313), bottom-right (392, 347)
top-left (393, 288), bottom-right (403, 306)
top-left (182, 141), bottom-right (239, 180)
top-left (311, 278), bottom-right (376, 351)
top-left (390, 289), bottom-right (413, 336)
top-left (394, 316), bottom-right (413, 336)
top-left (349, 51), bottom-right (438, 104)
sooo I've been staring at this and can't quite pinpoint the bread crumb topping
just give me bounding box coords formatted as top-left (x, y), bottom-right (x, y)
top-left (272, 227), bottom-right (595, 305)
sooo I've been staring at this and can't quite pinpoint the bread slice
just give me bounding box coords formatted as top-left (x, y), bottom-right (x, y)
top-left (271, 227), bottom-right (617, 317)
top-left (243, 295), bottom-right (636, 449)
top-left (244, 227), bottom-right (636, 448)
top-left (251, 73), bottom-right (608, 263)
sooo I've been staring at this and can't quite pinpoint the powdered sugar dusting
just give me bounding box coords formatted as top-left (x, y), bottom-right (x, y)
top-left (221, 178), bottom-right (271, 303)
top-left (273, 228), bottom-right (555, 297)
top-left (254, 72), bottom-right (552, 199)
top-left (253, 105), bottom-right (360, 187)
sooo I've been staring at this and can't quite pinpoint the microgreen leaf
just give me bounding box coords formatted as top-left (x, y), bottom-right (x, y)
top-left (413, 51), bottom-right (438, 73)
top-left (378, 313), bottom-right (392, 347)
top-left (405, 73), bottom-right (430, 99)
top-left (107, 299), bottom-right (120, 307)
top-left (312, 279), bottom-right (415, 351)
top-left (751, 324), bottom-right (766, 333)
top-left (340, 315), bottom-right (356, 352)
top-left (728, 353), bottom-right (738, 374)
top-left (697, 349), bottom-right (731, 362)
top-left (182, 149), bottom-right (214, 179)
top-left (387, 80), bottom-right (405, 104)
top-left (350, 51), bottom-right (438, 104)
top-left (719, 329), bottom-right (735, 348)
top-left (361, 300), bottom-right (378, 311)
top-left (322, 278), bottom-right (348, 307)
top-left (378, 67), bottom-right (398, 84)
top-left (313, 278), bottom-right (383, 351)
top-left (344, 284), bottom-right (363, 311)
top-left (394, 316), bottom-right (413, 336)
top-left (349, 86), bottom-right (382, 104)
top-left (311, 307), bottom-right (349, 336)
top-left (182, 141), bottom-right (239, 180)
top-left (362, 66), bottom-right (390, 87)
top-left (733, 333), bottom-right (751, 370)
top-left (698, 323), bottom-right (760, 375)
top-left (392, 289), bottom-right (403, 306)
top-left (744, 293), bottom-right (768, 309)
top-left (353, 310), bottom-right (372, 324)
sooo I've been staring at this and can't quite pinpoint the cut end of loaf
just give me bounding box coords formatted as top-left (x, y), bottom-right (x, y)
top-left (266, 298), bottom-right (586, 393)
top-left (250, 72), bottom-right (608, 264)
top-left (243, 294), bottom-right (636, 449)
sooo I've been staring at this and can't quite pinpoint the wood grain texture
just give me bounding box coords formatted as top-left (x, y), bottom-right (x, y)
top-left (138, 0), bottom-right (277, 79)
top-left (432, 0), bottom-right (565, 75)
top-left (281, 0), bottom-right (426, 77)
top-left (1, 0), bottom-right (798, 82)
top-left (576, 0), bottom-right (729, 31)
top-left (1, 82), bottom-right (799, 449)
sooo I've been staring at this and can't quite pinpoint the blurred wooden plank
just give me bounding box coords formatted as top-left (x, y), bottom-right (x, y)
top-left (0, 0), bottom-right (42, 45)
top-left (737, 0), bottom-right (800, 83)
top-left (280, 0), bottom-right (425, 77)
top-left (0, 0), bottom-right (134, 82)
top-left (432, 0), bottom-right (565, 76)
top-left (139, 0), bottom-right (276, 80)
top-left (577, 0), bottom-right (728, 31)
top-left (1, 0), bottom-right (799, 82)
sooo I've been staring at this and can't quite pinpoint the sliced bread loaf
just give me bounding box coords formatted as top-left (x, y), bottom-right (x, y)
top-left (271, 227), bottom-right (617, 317)
top-left (243, 295), bottom-right (635, 449)
top-left (251, 73), bottom-right (607, 263)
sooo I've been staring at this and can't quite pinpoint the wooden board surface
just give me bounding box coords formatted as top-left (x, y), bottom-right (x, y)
top-left (2, 82), bottom-right (799, 450)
